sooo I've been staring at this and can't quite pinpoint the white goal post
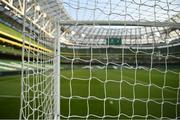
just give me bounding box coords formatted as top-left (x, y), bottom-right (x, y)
top-left (19, 0), bottom-right (180, 119)
top-left (20, 1), bottom-right (61, 119)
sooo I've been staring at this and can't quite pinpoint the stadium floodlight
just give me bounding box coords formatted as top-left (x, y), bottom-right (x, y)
top-left (35, 5), bottom-right (40, 11)
top-left (71, 31), bottom-right (76, 35)
top-left (20, 0), bottom-right (180, 119)
top-left (4, 6), bottom-right (10, 10)
top-left (43, 13), bottom-right (47, 18)
top-left (81, 34), bottom-right (85, 38)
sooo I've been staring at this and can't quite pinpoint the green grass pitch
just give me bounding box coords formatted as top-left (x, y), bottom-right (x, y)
top-left (0, 67), bottom-right (179, 119)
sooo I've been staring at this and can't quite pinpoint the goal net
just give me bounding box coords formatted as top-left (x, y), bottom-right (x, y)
top-left (20, 2), bottom-right (60, 119)
top-left (21, 0), bottom-right (180, 119)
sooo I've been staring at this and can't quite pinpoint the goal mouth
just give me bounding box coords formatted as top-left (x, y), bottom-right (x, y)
top-left (18, 0), bottom-right (180, 119)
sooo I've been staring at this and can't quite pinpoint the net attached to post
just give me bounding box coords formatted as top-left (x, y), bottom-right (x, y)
top-left (19, 0), bottom-right (180, 119)
top-left (20, 3), bottom-right (57, 119)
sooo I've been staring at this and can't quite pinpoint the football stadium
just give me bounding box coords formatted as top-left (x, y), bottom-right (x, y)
top-left (0, 0), bottom-right (180, 119)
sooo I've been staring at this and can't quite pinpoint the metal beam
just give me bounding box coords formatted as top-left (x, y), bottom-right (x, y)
top-left (59, 20), bottom-right (180, 28)
top-left (1, 0), bottom-right (54, 38)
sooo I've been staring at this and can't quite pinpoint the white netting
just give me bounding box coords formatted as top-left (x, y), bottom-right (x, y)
top-left (20, 5), bottom-right (56, 119)
top-left (59, 0), bottom-right (180, 119)
top-left (20, 0), bottom-right (180, 119)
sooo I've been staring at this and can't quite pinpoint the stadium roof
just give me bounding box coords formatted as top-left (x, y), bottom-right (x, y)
top-left (58, 0), bottom-right (180, 45)
top-left (34, 0), bottom-right (72, 20)
top-left (1, 0), bottom-right (180, 45)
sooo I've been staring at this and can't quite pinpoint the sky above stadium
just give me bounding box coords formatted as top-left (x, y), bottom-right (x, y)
top-left (62, 0), bottom-right (180, 22)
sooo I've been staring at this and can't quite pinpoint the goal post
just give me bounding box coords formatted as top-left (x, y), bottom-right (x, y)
top-left (54, 21), bottom-right (61, 120)
top-left (19, 0), bottom-right (180, 119)
top-left (20, 1), bottom-right (61, 119)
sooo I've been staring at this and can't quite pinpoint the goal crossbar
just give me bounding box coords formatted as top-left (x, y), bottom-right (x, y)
top-left (59, 20), bottom-right (180, 28)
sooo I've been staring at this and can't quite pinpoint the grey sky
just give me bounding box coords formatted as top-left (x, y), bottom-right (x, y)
top-left (62, 0), bottom-right (180, 22)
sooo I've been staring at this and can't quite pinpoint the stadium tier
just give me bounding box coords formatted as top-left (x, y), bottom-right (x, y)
top-left (0, 22), bottom-right (52, 53)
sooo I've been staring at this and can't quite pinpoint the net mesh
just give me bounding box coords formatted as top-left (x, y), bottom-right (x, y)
top-left (60, 0), bottom-right (180, 119)
top-left (20, 0), bottom-right (180, 119)
top-left (20, 5), bottom-right (55, 119)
